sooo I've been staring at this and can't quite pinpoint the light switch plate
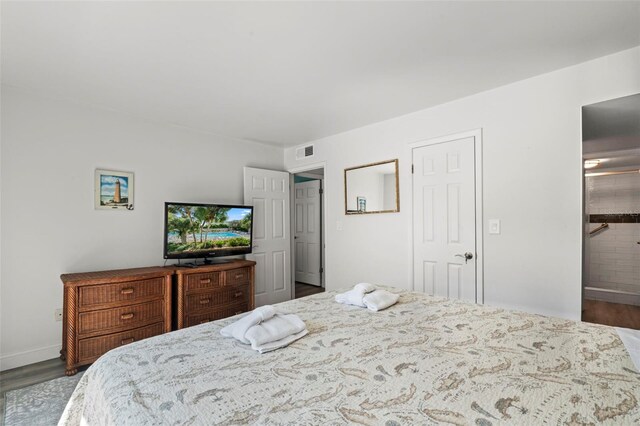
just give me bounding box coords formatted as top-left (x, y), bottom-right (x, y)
top-left (336, 221), bottom-right (343, 231)
top-left (489, 219), bottom-right (501, 235)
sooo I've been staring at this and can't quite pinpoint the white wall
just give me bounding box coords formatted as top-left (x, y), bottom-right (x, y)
top-left (0, 86), bottom-right (284, 370)
top-left (285, 46), bottom-right (640, 320)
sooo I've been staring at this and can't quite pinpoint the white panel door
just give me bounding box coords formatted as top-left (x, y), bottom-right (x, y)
top-left (294, 180), bottom-right (322, 286)
top-left (243, 167), bottom-right (291, 306)
top-left (413, 137), bottom-right (477, 302)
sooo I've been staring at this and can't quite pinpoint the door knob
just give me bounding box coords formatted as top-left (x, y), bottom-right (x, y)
top-left (455, 252), bottom-right (474, 264)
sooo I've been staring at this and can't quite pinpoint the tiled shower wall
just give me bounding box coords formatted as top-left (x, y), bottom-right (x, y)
top-left (585, 173), bottom-right (640, 304)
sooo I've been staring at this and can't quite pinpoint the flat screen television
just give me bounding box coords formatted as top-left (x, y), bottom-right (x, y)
top-left (164, 202), bottom-right (253, 261)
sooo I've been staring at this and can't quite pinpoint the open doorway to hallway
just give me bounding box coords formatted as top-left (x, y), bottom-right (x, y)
top-left (581, 93), bottom-right (640, 329)
top-left (292, 168), bottom-right (326, 299)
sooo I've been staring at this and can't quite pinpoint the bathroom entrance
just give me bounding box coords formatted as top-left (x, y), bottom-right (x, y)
top-left (581, 93), bottom-right (640, 329)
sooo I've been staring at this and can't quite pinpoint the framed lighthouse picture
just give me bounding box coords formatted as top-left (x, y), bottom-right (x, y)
top-left (95, 169), bottom-right (134, 210)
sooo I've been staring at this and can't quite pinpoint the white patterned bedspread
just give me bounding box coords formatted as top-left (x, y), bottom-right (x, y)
top-left (60, 289), bottom-right (640, 425)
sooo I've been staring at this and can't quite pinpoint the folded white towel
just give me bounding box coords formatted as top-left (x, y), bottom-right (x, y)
top-left (245, 313), bottom-right (307, 347)
top-left (335, 287), bottom-right (367, 307)
top-left (355, 283), bottom-right (376, 293)
top-left (253, 329), bottom-right (309, 354)
top-left (220, 305), bottom-right (276, 344)
top-left (335, 283), bottom-right (378, 307)
top-left (220, 306), bottom-right (307, 353)
top-left (362, 290), bottom-right (399, 312)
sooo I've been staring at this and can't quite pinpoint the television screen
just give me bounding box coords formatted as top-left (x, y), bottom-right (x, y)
top-left (164, 202), bottom-right (253, 259)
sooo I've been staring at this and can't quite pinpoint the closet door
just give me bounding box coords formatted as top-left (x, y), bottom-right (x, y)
top-left (413, 135), bottom-right (479, 302)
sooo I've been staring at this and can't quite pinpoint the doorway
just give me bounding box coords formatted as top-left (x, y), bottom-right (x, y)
top-left (291, 167), bottom-right (325, 299)
top-left (581, 93), bottom-right (640, 329)
top-left (412, 130), bottom-right (483, 303)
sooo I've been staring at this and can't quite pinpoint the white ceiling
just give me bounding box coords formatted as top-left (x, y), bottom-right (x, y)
top-left (2, 1), bottom-right (640, 147)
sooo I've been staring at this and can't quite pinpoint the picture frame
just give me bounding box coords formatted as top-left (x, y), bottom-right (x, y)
top-left (344, 159), bottom-right (399, 215)
top-left (357, 196), bottom-right (367, 212)
top-left (95, 169), bottom-right (134, 210)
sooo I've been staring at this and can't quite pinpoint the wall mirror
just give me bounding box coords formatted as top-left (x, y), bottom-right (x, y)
top-left (344, 159), bottom-right (399, 215)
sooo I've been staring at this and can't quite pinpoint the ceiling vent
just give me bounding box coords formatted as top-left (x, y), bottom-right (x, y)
top-left (296, 144), bottom-right (314, 160)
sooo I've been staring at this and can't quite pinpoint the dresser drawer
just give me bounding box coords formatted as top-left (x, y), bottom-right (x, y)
top-left (225, 268), bottom-right (250, 286)
top-left (185, 285), bottom-right (249, 312)
top-left (77, 322), bottom-right (164, 363)
top-left (186, 302), bottom-right (249, 327)
top-left (78, 300), bottom-right (164, 336)
top-left (185, 272), bottom-right (222, 293)
top-left (79, 278), bottom-right (165, 309)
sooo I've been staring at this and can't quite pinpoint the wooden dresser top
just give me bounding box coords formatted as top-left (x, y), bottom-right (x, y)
top-left (61, 260), bottom-right (256, 285)
top-left (61, 267), bottom-right (173, 286)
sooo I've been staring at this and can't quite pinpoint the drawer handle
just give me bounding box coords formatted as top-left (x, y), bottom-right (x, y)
top-left (120, 313), bottom-right (135, 320)
top-left (121, 288), bottom-right (134, 295)
top-left (200, 278), bottom-right (211, 284)
top-left (200, 319), bottom-right (210, 324)
top-left (234, 274), bottom-right (244, 279)
top-left (121, 337), bottom-right (135, 345)
top-left (234, 291), bottom-right (243, 298)
top-left (199, 298), bottom-right (211, 305)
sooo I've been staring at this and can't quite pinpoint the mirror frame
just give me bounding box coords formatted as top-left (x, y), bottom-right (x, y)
top-left (344, 159), bottom-right (400, 215)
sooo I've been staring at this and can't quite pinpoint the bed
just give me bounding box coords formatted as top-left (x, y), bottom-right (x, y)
top-left (60, 288), bottom-right (640, 425)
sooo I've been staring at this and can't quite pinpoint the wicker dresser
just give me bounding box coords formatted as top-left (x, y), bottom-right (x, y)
top-left (174, 260), bottom-right (255, 329)
top-left (60, 267), bottom-right (172, 376)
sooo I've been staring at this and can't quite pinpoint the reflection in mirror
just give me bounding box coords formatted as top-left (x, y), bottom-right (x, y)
top-left (344, 159), bottom-right (399, 214)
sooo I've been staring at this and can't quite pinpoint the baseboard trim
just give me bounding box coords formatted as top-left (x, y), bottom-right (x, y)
top-left (0, 344), bottom-right (61, 371)
top-left (584, 286), bottom-right (640, 296)
top-left (584, 286), bottom-right (640, 306)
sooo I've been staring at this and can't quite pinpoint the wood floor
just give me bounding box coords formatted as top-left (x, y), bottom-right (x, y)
top-left (582, 299), bottom-right (640, 329)
top-left (295, 282), bottom-right (325, 299)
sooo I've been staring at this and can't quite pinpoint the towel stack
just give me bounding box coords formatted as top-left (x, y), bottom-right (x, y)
top-left (335, 283), bottom-right (399, 311)
top-left (220, 306), bottom-right (307, 353)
